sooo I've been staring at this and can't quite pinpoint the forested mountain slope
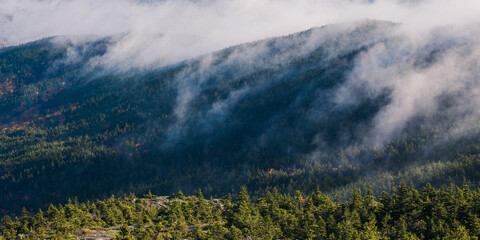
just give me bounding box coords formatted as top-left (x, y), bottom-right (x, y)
top-left (2, 20), bottom-right (480, 215)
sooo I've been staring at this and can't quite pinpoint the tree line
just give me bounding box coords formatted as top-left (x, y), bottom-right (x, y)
top-left (2, 183), bottom-right (480, 239)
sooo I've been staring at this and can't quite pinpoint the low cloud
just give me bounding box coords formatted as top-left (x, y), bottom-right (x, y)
top-left (3, 0), bottom-right (480, 148)
top-left (2, 0), bottom-right (480, 70)
top-left (336, 25), bottom-right (480, 144)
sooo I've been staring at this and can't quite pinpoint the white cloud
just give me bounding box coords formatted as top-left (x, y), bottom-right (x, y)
top-left (2, 0), bottom-right (480, 69)
top-left (4, 0), bottom-right (480, 145)
top-left (335, 24), bottom-right (480, 143)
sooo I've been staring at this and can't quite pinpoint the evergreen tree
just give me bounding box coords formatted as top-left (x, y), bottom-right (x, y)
top-left (114, 224), bottom-right (135, 240)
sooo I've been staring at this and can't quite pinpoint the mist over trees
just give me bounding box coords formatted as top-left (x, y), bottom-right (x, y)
top-left (2, 0), bottom-right (480, 239)
top-left (2, 21), bottom-right (480, 227)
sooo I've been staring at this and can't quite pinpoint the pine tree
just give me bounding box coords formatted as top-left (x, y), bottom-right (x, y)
top-left (1, 215), bottom-right (18, 239)
top-left (360, 213), bottom-right (380, 240)
top-left (446, 221), bottom-right (474, 240)
top-left (114, 224), bottom-right (135, 240)
top-left (234, 186), bottom-right (252, 229)
top-left (197, 189), bottom-right (204, 200)
top-left (228, 225), bottom-right (243, 240)
top-left (19, 207), bottom-right (30, 234)
top-left (349, 187), bottom-right (363, 211)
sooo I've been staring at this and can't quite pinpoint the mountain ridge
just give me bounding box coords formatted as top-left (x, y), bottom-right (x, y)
top-left (2, 20), bottom-right (480, 215)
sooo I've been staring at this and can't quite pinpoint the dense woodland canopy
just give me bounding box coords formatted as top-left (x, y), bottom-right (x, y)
top-left (2, 21), bottom-right (480, 226)
top-left (2, 183), bottom-right (480, 239)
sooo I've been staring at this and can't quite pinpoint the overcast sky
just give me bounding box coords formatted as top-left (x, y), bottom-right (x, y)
top-left (2, 0), bottom-right (480, 66)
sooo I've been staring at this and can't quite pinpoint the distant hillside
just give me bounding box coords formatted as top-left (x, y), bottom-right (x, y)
top-left (3, 20), bottom-right (480, 214)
